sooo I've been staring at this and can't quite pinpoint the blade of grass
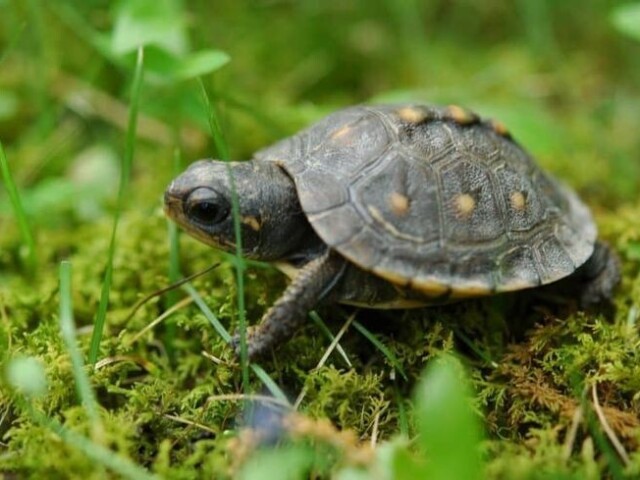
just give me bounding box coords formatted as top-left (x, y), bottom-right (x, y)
top-left (183, 283), bottom-right (293, 405)
top-left (182, 283), bottom-right (232, 343)
top-left (294, 313), bottom-right (356, 410)
top-left (250, 364), bottom-right (290, 406)
top-left (164, 147), bottom-right (184, 361)
top-left (199, 78), bottom-right (229, 160)
top-left (309, 311), bottom-right (351, 368)
top-left (59, 261), bottom-right (103, 440)
top-left (0, 141), bottom-right (37, 273)
top-left (89, 47), bottom-right (144, 365)
top-left (199, 79), bottom-right (249, 397)
top-left (394, 381), bottom-right (409, 436)
top-left (352, 320), bottom-right (408, 381)
top-left (453, 327), bottom-right (498, 368)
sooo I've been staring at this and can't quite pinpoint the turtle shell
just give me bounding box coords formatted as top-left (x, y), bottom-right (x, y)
top-left (255, 104), bottom-right (596, 298)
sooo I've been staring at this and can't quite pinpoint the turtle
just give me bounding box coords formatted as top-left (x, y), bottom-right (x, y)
top-left (164, 103), bottom-right (620, 359)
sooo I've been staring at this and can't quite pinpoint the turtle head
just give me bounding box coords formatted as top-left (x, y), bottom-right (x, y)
top-left (164, 159), bottom-right (315, 260)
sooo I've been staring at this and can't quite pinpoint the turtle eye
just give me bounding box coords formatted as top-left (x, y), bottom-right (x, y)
top-left (185, 187), bottom-right (229, 225)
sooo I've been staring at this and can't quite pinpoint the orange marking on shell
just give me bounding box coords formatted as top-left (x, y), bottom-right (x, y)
top-left (490, 119), bottom-right (510, 136)
top-left (446, 105), bottom-right (476, 124)
top-left (510, 191), bottom-right (526, 211)
top-left (454, 193), bottom-right (476, 218)
top-left (397, 106), bottom-right (428, 124)
top-left (389, 192), bottom-right (410, 216)
top-left (330, 125), bottom-right (353, 142)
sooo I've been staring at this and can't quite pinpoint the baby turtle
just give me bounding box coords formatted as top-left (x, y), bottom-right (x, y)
top-left (164, 104), bottom-right (619, 358)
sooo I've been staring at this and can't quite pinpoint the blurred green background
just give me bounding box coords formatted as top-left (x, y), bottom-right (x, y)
top-left (1, 1), bottom-right (640, 478)
top-left (1, 0), bottom-right (639, 233)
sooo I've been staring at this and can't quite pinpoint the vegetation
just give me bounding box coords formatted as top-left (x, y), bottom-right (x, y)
top-left (1, 1), bottom-right (640, 478)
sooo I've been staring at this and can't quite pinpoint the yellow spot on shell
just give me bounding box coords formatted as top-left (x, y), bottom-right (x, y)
top-left (490, 119), bottom-right (509, 136)
top-left (389, 192), bottom-right (410, 216)
top-left (242, 216), bottom-right (261, 231)
top-left (510, 191), bottom-right (526, 211)
top-left (446, 105), bottom-right (476, 124)
top-left (454, 193), bottom-right (476, 218)
top-left (330, 125), bottom-right (353, 142)
top-left (397, 106), bottom-right (428, 124)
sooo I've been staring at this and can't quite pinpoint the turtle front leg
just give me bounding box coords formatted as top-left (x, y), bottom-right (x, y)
top-left (233, 250), bottom-right (347, 359)
top-left (574, 241), bottom-right (621, 308)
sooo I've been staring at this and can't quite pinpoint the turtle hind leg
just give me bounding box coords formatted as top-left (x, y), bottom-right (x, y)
top-left (573, 241), bottom-right (621, 309)
top-left (232, 250), bottom-right (347, 360)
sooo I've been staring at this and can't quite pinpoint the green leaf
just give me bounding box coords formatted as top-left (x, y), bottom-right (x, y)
top-left (414, 354), bottom-right (484, 480)
top-left (239, 445), bottom-right (315, 480)
top-left (111, 0), bottom-right (188, 56)
top-left (391, 444), bottom-right (428, 480)
top-left (174, 50), bottom-right (230, 81)
top-left (141, 48), bottom-right (230, 84)
top-left (611, 3), bottom-right (640, 42)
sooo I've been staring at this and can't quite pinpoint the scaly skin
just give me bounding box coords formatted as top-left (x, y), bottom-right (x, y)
top-left (232, 250), bottom-right (347, 359)
top-left (575, 241), bottom-right (621, 308)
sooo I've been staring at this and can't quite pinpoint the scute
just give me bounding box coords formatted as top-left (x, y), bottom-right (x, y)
top-left (440, 160), bottom-right (504, 244)
top-left (354, 152), bottom-right (440, 244)
top-left (260, 104), bottom-right (597, 295)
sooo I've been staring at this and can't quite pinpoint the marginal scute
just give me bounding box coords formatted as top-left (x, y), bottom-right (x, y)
top-left (537, 236), bottom-right (577, 284)
top-left (373, 266), bottom-right (411, 287)
top-left (396, 105), bottom-right (430, 124)
top-left (339, 228), bottom-right (384, 269)
top-left (489, 119), bottom-right (510, 137)
top-left (497, 246), bottom-right (540, 290)
top-left (410, 276), bottom-right (450, 296)
top-left (445, 105), bottom-right (478, 125)
top-left (449, 282), bottom-right (493, 298)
